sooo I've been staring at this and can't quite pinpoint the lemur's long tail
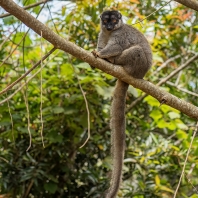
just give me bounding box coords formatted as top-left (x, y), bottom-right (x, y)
top-left (106, 79), bottom-right (129, 198)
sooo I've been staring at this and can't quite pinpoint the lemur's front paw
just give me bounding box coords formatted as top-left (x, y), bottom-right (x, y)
top-left (91, 50), bottom-right (99, 58)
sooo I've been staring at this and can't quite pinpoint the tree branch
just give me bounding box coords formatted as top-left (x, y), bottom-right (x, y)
top-left (157, 53), bottom-right (198, 85)
top-left (0, 47), bottom-right (56, 95)
top-left (153, 54), bottom-right (181, 75)
top-left (0, 0), bottom-right (198, 120)
top-left (174, 0), bottom-right (198, 12)
top-left (166, 81), bottom-right (198, 97)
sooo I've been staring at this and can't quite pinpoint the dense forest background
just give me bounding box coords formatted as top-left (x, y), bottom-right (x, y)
top-left (0, 0), bottom-right (198, 197)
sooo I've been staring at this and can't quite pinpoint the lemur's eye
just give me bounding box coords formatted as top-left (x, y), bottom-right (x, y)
top-left (103, 20), bottom-right (107, 23)
top-left (112, 19), bottom-right (117, 23)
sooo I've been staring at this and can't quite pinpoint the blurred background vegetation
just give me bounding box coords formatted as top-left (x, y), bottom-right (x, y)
top-left (0, 0), bottom-right (198, 197)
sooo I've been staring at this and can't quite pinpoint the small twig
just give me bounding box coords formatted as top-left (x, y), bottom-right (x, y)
top-left (0, 0), bottom-right (50, 18)
top-left (153, 54), bottom-right (181, 75)
top-left (175, 70), bottom-right (183, 86)
top-left (40, 31), bottom-right (45, 148)
top-left (0, 47), bottom-right (56, 96)
top-left (185, 173), bottom-right (198, 195)
top-left (157, 53), bottom-right (198, 85)
top-left (173, 121), bottom-right (198, 198)
top-left (0, 156), bottom-right (9, 163)
top-left (0, 51), bottom-right (59, 105)
top-left (67, 55), bottom-right (91, 148)
top-left (0, 0), bottom-right (47, 69)
top-left (23, 179), bottom-right (34, 198)
top-left (6, 93), bottom-right (15, 145)
top-left (79, 83), bottom-right (91, 148)
top-left (184, 163), bottom-right (198, 194)
top-left (0, 24), bottom-right (21, 50)
top-left (0, 60), bottom-right (12, 65)
top-left (22, 88), bottom-right (32, 152)
top-left (187, 163), bottom-right (196, 176)
top-left (166, 81), bottom-right (198, 97)
top-left (46, 4), bottom-right (59, 34)
top-left (132, 0), bottom-right (173, 25)
top-left (0, 30), bottom-right (30, 68)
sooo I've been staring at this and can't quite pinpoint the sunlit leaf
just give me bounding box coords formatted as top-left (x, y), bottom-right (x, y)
top-left (52, 106), bottom-right (64, 114)
top-left (144, 95), bottom-right (160, 107)
top-left (168, 112), bottom-right (180, 119)
top-left (150, 109), bottom-right (162, 121)
top-left (159, 185), bottom-right (174, 193)
top-left (155, 175), bottom-right (160, 186)
top-left (176, 129), bottom-right (188, 139)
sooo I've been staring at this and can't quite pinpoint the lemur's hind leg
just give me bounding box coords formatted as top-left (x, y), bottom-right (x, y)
top-left (115, 46), bottom-right (149, 79)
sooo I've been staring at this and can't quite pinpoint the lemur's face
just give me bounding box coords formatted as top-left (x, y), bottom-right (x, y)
top-left (100, 11), bottom-right (122, 31)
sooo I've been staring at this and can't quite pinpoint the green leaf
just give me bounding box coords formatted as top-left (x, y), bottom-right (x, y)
top-left (128, 86), bottom-right (138, 97)
top-left (159, 185), bottom-right (174, 193)
top-left (175, 119), bottom-right (188, 130)
top-left (157, 119), bottom-right (168, 128)
top-left (44, 182), bottom-right (58, 194)
top-left (171, 145), bottom-right (180, 151)
top-left (150, 109), bottom-right (162, 121)
top-left (153, 52), bottom-right (164, 63)
top-left (12, 32), bottom-right (32, 47)
top-left (150, 132), bottom-right (158, 144)
top-left (76, 62), bottom-right (90, 69)
top-left (47, 131), bottom-right (63, 143)
top-left (160, 105), bottom-right (171, 113)
top-left (95, 85), bottom-right (114, 99)
top-left (168, 112), bottom-right (180, 119)
top-left (62, 6), bottom-right (66, 16)
top-left (3, 16), bottom-right (16, 25)
top-left (61, 63), bottom-right (73, 78)
top-left (155, 175), bottom-right (160, 186)
top-left (64, 107), bottom-right (78, 115)
top-left (166, 121), bottom-right (177, 130)
top-left (176, 130), bottom-right (188, 139)
top-left (46, 174), bottom-right (58, 183)
top-left (144, 95), bottom-right (160, 107)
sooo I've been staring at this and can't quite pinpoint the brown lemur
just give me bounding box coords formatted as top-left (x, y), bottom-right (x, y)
top-left (92, 10), bottom-right (152, 198)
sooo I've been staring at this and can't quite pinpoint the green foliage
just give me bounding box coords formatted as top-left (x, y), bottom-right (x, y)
top-left (0, 0), bottom-right (198, 197)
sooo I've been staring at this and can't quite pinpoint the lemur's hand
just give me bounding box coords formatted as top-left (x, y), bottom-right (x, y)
top-left (91, 50), bottom-right (99, 58)
top-left (89, 50), bottom-right (99, 69)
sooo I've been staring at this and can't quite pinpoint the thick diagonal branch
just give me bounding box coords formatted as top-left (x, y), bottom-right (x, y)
top-left (0, 0), bottom-right (198, 120)
top-left (175, 0), bottom-right (198, 12)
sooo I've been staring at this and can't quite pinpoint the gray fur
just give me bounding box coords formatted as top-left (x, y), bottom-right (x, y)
top-left (96, 11), bottom-right (152, 198)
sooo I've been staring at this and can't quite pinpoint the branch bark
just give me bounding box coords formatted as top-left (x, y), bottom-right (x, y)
top-left (174, 0), bottom-right (198, 12)
top-left (0, 0), bottom-right (198, 120)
